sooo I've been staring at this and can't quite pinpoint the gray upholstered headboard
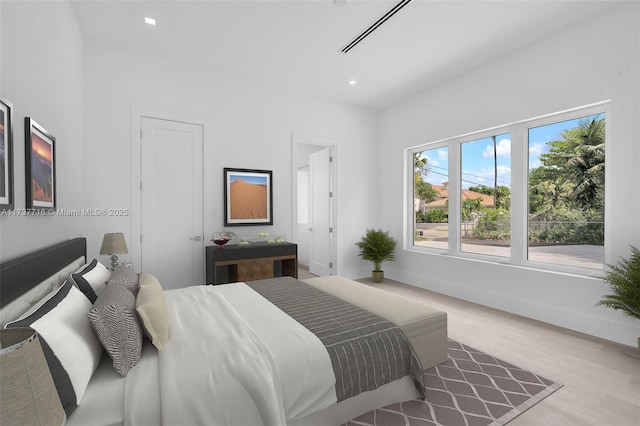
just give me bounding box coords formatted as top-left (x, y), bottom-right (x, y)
top-left (0, 238), bottom-right (87, 326)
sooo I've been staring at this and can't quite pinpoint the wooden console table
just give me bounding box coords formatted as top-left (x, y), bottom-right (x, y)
top-left (205, 243), bottom-right (297, 285)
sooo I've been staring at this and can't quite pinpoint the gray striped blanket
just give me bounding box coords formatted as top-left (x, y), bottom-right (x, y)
top-left (246, 277), bottom-right (426, 402)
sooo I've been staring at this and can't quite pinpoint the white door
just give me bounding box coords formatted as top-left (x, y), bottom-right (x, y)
top-left (309, 147), bottom-right (334, 276)
top-left (140, 117), bottom-right (204, 289)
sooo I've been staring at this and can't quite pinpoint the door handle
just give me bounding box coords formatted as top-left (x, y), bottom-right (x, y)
top-left (190, 236), bottom-right (202, 241)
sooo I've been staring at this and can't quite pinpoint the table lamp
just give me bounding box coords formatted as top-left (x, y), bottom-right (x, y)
top-left (100, 232), bottom-right (128, 270)
top-left (0, 328), bottom-right (65, 425)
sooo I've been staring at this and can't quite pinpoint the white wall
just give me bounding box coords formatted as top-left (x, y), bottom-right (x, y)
top-left (0, 1), bottom-right (85, 261)
top-left (82, 42), bottom-right (378, 278)
top-left (378, 3), bottom-right (640, 346)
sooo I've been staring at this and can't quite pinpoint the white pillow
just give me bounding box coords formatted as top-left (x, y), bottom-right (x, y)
top-left (5, 281), bottom-right (104, 417)
top-left (70, 259), bottom-right (111, 303)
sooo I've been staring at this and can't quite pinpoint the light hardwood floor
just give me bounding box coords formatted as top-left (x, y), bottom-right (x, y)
top-left (299, 267), bottom-right (640, 425)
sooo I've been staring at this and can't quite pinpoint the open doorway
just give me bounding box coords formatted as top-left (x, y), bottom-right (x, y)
top-left (292, 133), bottom-right (337, 276)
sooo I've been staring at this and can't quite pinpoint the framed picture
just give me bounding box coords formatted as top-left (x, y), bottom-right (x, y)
top-left (224, 168), bottom-right (273, 226)
top-left (0, 96), bottom-right (14, 211)
top-left (25, 118), bottom-right (56, 210)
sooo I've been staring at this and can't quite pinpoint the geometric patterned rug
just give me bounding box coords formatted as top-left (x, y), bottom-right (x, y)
top-left (344, 339), bottom-right (563, 426)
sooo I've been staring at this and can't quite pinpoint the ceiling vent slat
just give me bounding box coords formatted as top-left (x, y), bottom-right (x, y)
top-left (341, 0), bottom-right (414, 53)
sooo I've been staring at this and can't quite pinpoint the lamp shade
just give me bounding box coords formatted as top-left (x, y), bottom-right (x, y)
top-left (0, 328), bottom-right (65, 425)
top-left (100, 232), bottom-right (128, 255)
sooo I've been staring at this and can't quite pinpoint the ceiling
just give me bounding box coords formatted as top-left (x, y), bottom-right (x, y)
top-left (70, 0), bottom-right (620, 110)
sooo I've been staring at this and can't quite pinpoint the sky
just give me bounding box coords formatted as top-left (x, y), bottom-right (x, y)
top-left (229, 173), bottom-right (268, 186)
top-left (420, 135), bottom-right (511, 189)
top-left (419, 113), bottom-right (603, 190)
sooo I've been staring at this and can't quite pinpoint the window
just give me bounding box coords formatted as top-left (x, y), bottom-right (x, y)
top-left (460, 133), bottom-right (511, 257)
top-left (408, 103), bottom-right (607, 274)
top-left (528, 114), bottom-right (605, 269)
top-left (414, 146), bottom-right (449, 250)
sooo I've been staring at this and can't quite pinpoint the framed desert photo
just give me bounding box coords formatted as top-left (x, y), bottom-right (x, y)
top-left (25, 118), bottom-right (56, 210)
top-left (224, 168), bottom-right (273, 226)
top-left (0, 96), bottom-right (14, 211)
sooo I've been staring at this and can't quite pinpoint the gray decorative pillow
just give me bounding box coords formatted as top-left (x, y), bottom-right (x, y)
top-left (107, 265), bottom-right (140, 296)
top-left (88, 283), bottom-right (143, 377)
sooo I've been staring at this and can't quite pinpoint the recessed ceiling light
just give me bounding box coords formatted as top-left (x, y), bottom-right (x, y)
top-left (143, 16), bottom-right (156, 26)
top-left (348, 80), bottom-right (358, 86)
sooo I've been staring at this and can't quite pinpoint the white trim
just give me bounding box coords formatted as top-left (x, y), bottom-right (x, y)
top-left (448, 142), bottom-right (461, 257)
top-left (510, 124), bottom-right (528, 267)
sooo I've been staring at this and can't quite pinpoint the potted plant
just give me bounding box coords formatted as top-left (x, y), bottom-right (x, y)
top-left (355, 228), bottom-right (397, 283)
top-left (596, 245), bottom-right (640, 353)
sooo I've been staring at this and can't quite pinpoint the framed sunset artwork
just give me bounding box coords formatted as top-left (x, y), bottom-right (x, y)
top-left (25, 118), bottom-right (56, 210)
top-left (0, 96), bottom-right (14, 211)
top-left (224, 168), bottom-right (273, 226)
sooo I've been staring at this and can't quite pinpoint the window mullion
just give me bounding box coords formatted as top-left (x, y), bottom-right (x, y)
top-left (510, 125), bottom-right (527, 266)
top-left (448, 142), bottom-right (461, 256)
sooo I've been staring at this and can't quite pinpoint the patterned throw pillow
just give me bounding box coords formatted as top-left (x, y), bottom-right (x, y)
top-left (88, 283), bottom-right (143, 377)
top-left (107, 265), bottom-right (140, 296)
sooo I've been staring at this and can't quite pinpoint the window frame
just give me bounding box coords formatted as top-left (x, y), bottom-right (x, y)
top-left (405, 101), bottom-right (610, 277)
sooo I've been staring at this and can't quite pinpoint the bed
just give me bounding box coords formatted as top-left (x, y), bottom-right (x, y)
top-left (0, 238), bottom-right (447, 425)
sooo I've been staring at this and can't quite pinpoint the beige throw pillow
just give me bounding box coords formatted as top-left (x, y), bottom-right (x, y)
top-left (136, 273), bottom-right (170, 350)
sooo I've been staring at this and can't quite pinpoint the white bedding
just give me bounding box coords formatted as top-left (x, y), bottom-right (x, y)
top-left (143, 283), bottom-right (336, 425)
top-left (68, 282), bottom-right (419, 425)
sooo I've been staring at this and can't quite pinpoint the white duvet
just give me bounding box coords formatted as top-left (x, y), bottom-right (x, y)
top-left (153, 283), bottom-right (337, 425)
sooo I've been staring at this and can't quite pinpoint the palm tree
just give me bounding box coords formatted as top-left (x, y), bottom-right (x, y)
top-left (566, 144), bottom-right (605, 209)
top-left (543, 116), bottom-right (605, 209)
top-left (534, 178), bottom-right (573, 207)
top-left (493, 185), bottom-right (511, 209)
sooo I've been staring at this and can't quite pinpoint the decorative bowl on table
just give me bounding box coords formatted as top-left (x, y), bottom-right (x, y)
top-left (211, 229), bottom-right (236, 248)
top-left (212, 237), bottom-right (230, 248)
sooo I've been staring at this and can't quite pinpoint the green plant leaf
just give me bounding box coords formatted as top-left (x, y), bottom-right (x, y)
top-left (596, 245), bottom-right (640, 321)
top-left (355, 228), bottom-right (397, 271)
